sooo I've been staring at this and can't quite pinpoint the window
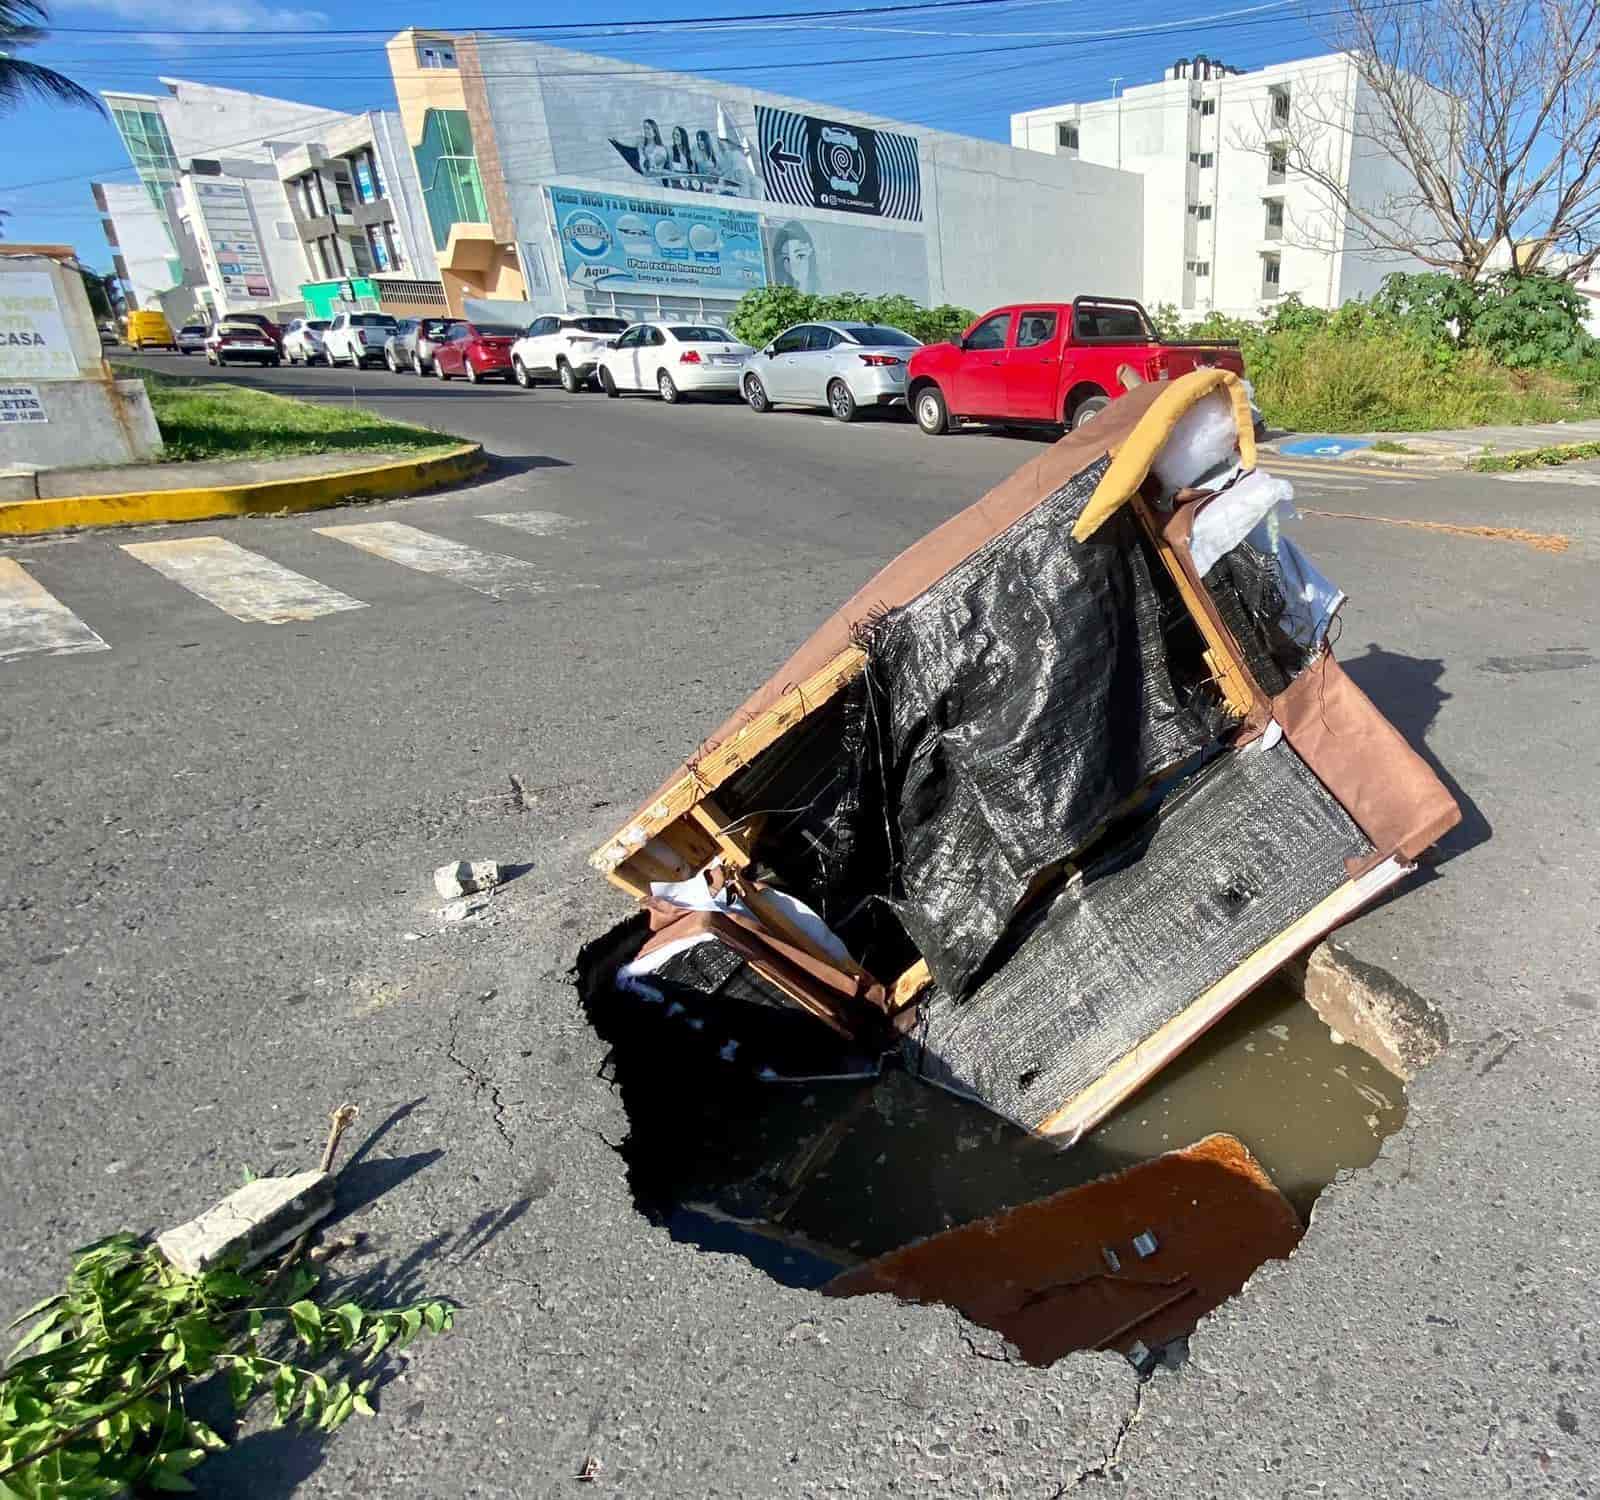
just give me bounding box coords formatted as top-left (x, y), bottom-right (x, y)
top-left (350, 314), bottom-right (396, 328)
top-left (352, 149), bottom-right (382, 204)
top-left (1200, 97), bottom-right (1216, 117)
top-left (668, 326), bottom-right (728, 342)
top-left (1270, 86), bottom-right (1291, 125)
top-left (1073, 302), bottom-right (1148, 340)
top-left (1015, 311), bottom-right (1058, 348)
top-left (365, 224), bottom-right (391, 271)
top-left (840, 324), bottom-right (920, 347)
top-left (347, 235), bottom-right (373, 275)
top-left (963, 312), bottom-right (1011, 351)
top-left (615, 326), bottom-right (646, 348)
top-left (1187, 260), bottom-right (1211, 277)
top-left (1268, 145), bottom-right (1288, 177)
top-left (1263, 254), bottom-right (1282, 295)
top-left (418, 42), bottom-right (456, 68)
top-left (772, 326), bottom-right (810, 355)
top-left (1056, 122), bottom-right (1079, 149)
top-left (1189, 202), bottom-right (1213, 221)
top-left (568, 317), bottom-right (629, 334)
top-left (1189, 151), bottom-right (1215, 168)
top-left (414, 108), bottom-right (486, 251)
top-left (805, 326), bottom-right (841, 351)
top-left (1265, 199), bottom-right (1284, 238)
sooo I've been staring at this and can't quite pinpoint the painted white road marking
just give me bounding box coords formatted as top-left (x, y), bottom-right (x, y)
top-left (315, 521), bottom-right (545, 598)
top-left (121, 537), bottom-right (366, 623)
top-left (0, 558), bottom-right (109, 663)
top-left (1492, 469), bottom-right (1600, 486)
top-left (479, 510), bottom-right (584, 537)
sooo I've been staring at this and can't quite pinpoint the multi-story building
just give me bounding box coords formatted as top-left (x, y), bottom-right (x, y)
top-left (94, 80), bottom-right (442, 324)
top-left (1011, 53), bottom-right (1436, 318)
top-left (379, 30), bottom-right (1147, 323)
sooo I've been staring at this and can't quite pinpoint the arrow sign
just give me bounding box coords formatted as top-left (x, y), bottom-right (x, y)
top-left (767, 140), bottom-right (804, 171)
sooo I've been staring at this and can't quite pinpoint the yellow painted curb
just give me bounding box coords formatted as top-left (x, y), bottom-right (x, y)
top-left (0, 443), bottom-right (486, 537)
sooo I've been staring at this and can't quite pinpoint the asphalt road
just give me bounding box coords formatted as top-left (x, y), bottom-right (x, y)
top-left (2, 354), bottom-right (1597, 1497)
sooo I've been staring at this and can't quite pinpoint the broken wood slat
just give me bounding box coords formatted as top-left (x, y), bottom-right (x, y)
top-left (1129, 493), bottom-right (1256, 722)
top-left (591, 645), bottom-right (867, 874)
top-left (889, 959), bottom-right (931, 1011)
top-left (1035, 856), bottom-right (1411, 1142)
top-left (686, 795), bottom-right (754, 866)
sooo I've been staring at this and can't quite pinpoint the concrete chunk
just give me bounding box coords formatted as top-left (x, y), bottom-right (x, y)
top-left (434, 860), bottom-right (500, 900)
top-left (156, 1170), bottom-right (334, 1276)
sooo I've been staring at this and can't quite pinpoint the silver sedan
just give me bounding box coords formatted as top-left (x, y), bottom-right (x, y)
top-left (740, 321), bottom-right (920, 422)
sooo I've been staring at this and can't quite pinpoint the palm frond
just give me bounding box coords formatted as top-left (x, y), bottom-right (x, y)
top-left (0, 0), bottom-right (48, 33)
top-left (0, 55), bottom-right (105, 114)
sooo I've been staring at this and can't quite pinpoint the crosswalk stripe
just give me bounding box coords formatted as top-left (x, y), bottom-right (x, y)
top-left (315, 521), bottom-right (545, 598)
top-left (1284, 479), bottom-right (1369, 493)
top-left (121, 537), bottom-right (366, 624)
top-left (0, 558), bottom-right (109, 663)
top-left (479, 510), bottom-right (584, 536)
top-left (1265, 458), bottom-right (1415, 481)
top-left (1491, 469), bottom-right (1600, 486)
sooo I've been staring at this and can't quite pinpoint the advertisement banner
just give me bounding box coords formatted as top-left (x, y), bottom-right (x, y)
top-left (548, 187), bottom-right (766, 295)
top-left (757, 106), bottom-right (922, 221)
top-left (761, 217), bottom-right (929, 302)
top-left (191, 179), bottom-right (275, 302)
top-left (0, 384), bottom-right (48, 422)
top-left (0, 276), bottom-right (78, 381)
top-left (542, 81), bottom-right (763, 201)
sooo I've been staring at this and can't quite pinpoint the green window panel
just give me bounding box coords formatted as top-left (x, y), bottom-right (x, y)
top-left (414, 108), bottom-right (487, 251)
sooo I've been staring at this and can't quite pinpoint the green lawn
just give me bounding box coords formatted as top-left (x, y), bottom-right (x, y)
top-left (116, 365), bottom-right (461, 464)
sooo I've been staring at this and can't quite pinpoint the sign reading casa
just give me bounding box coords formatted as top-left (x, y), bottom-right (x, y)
top-left (0, 275), bottom-right (78, 380)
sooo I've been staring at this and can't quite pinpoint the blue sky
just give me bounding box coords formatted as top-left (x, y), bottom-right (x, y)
top-left (3, 0), bottom-right (1332, 271)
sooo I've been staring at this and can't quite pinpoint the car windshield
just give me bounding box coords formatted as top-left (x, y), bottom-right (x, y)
top-left (472, 324), bottom-right (522, 338)
top-left (219, 324), bottom-right (262, 335)
top-left (839, 325), bottom-right (920, 348)
top-left (180, 326), bottom-right (205, 335)
top-left (350, 314), bottom-right (396, 328)
top-left (668, 325), bottom-right (732, 342)
top-left (568, 318), bottom-right (629, 334)
top-left (306, 320), bottom-right (330, 331)
top-left (422, 320), bottom-right (458, 336)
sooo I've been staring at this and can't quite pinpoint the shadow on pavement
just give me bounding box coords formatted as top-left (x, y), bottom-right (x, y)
top-left (1342, 640), bottom-right (1492, 868)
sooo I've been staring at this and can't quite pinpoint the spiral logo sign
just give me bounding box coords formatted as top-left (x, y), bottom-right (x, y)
top-left (757, 106), bottom-right (922, 222)
top-left (560, 209), bottom-right (613, 260)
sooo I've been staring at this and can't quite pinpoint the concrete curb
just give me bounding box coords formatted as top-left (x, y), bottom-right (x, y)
top-left (0, 443), bottom-right (486, 537)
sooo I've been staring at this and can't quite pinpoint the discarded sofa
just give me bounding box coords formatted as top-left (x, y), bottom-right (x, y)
top-left (592, 369), bottom-right (1459, 1142)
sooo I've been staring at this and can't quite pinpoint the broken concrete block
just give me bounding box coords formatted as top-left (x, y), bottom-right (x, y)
top-left (440, 895), bottom-right (490, 923)
top-left (434, 860), bottom-right (500, 900)
top-left (156, 1170), bottom-right (334, 1276)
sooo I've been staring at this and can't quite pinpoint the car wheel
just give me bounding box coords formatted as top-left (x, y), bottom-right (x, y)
top-left (744, 374), bottom-right (771, 413)
top-left (465, 359), bottom-right (481, 385)
top-left (412, 352), bottom-right (425, 376)
top-left (599, 367), bottom-right (618, 398)
top-left (269, 358), bottom-right (281, 368)
top-left (558, 360), bottom-right (580, 393)
top-left (514, 358), bottom-right (533, 390)
top-left (179, 349), bottom-right (191, 357)
top-left (1070, 393), bottom-right (1110, 430)
top-left (658, 370), bottom-right (680, 404)
top-left (914, 385), bottom-right (951, 435)
top-left (828, 379), bottom-right (858, 423)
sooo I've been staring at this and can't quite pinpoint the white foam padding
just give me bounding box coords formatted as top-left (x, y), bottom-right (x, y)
top-left (1151, 390), bottom-right (1240, 494)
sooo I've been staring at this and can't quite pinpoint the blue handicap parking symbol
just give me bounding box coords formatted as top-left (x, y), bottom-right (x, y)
top-left (1277, 435), bottom-right (1375, 458)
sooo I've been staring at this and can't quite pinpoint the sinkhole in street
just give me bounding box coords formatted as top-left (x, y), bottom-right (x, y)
top-left (576, 917), bottom-right (1409, 1369)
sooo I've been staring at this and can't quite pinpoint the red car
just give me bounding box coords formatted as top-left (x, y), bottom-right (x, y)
top-left (221, 312), bottom-right (283, 352)
top-left (906, 297), bottom-right (1246, 435)
top-left (432, 321), bottom-right (521, 384)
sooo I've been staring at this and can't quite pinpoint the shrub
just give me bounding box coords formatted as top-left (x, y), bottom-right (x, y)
top-left (730, 288), bottom-right (974, 349)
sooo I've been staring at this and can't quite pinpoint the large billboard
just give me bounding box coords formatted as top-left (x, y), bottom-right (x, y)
top-left (548, 187), bottom-right (767, 295)
top-left (761, 217), bottom-right (929, 302)
top-left (542, 81), bottom-right (763, 200)
top-left (757, 106), bottom-right (922, 221)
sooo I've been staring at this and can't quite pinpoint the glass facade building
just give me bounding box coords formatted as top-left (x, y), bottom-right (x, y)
top-left (414, 109), bottom-right (487, 251)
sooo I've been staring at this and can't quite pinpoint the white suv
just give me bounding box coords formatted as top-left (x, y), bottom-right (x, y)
top-left (510, 314), bottom-right (630, 392)
top-left (323, 312), bottom-right (399, 369)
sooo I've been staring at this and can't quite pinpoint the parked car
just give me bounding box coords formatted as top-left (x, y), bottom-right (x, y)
top-left (323, 312), bottom-right (399, 369)
top-left (387, 315), bottom-right (463, 375)
top-left (124, 309), bottom-right (176, 351)
top-left (282, 318), bottom-right (331, 365)
top-left (205, 319), bottom-right (281, 367)
top-left (905, 297), bottom-right (1246, 436)
top-left (741, 322), bottom-right (920, 421)
top-left (175, 323), bottom-right (209, 355)
top-left (595, 322), bottom-right (752, 403)
top-left (510, 313), bottom-right (630, 392)
top-left (432, 321), bottom-right (521, 383)
top-left (221, 312), bottom-right (283, 352)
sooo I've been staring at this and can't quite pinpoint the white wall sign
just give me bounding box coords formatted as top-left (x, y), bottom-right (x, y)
top-left (0, 384), bottom-right (47, 423)
top-left (192, 180), bottom-right (275, 302)
top-left (0, 276), bottom-right (78, 380)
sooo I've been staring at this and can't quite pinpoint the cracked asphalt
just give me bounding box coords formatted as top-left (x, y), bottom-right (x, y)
top-left (2, 356), bottom-right (1597, 1496)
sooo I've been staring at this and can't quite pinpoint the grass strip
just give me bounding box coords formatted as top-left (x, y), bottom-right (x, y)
top-left (1471, 440), bottom-right (1600, 473)
top-left (114, 364), bottom-right (459, 464)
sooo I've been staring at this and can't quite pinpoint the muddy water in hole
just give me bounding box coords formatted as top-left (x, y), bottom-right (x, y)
top-left (624, 976), bottom-right (1407, 1288)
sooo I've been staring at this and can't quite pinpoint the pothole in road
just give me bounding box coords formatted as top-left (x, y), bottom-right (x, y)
top-left (577, 918), bottom-right (1412, 1371)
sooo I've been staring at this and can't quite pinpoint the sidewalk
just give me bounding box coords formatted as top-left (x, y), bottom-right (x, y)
top-left (1263, 415), bottom-right (1600, 466)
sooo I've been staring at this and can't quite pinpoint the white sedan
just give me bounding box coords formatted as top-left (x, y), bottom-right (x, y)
top-left (595, 322), bottom-right (752, 404)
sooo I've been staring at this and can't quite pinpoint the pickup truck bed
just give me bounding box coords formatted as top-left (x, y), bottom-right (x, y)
top-left (905, 297), bottom-right (1245, 435)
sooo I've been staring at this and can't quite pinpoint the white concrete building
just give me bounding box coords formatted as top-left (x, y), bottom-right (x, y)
top-left (1012, 53), bottom-right (1434, 318)
top-left (95, 81), bottom-right (439, 323)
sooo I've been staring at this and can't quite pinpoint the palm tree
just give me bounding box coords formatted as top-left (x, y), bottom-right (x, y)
top-left (0, 0), bottom-right (103, 116)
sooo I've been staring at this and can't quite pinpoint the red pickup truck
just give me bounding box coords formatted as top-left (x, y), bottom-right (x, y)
top-left (906, 297), bottom-right (1247, 436)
